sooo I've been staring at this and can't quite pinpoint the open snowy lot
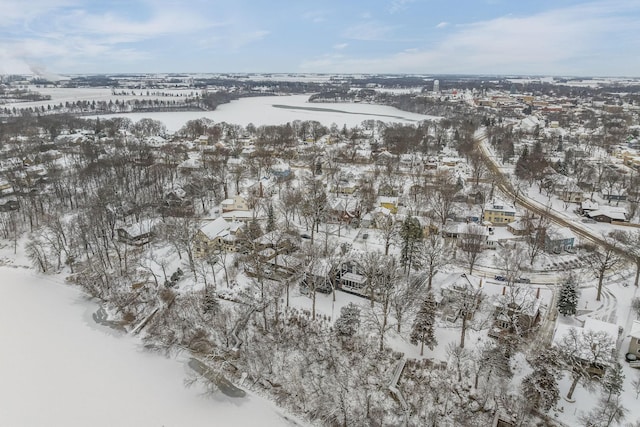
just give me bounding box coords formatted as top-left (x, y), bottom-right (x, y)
top-left (0, 263), bottom-right (297, 427)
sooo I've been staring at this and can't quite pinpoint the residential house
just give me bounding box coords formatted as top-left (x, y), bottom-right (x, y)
top-left (160, 190), bottom-right (194, 217)
top-left (177, 155), bottom-right (203, 174)
top-left (375, 150), bottom-right (395, 166)
top-left (221, 195), bottom-right (250, 213)
top-left (560, 184), bottom-right (585, 204)
top-left (327, 196), bottom-right (361, 224)
top-left (270, 162), bottom-right (292, 181)
top-left (627, 320), bottom-right (640, 358)
top-left (543, 226), bottom-right (576, 254)
top-left (0, 179), bottom-right (14, 197)
top-left (378, 196), bottom-right (399, 214)
top-left (0, 196), bottom-right (18, 211)
top-left (117, 219), bottom-right (158, 246)
top-left (301, 259), bottom-right (334, 294)
top-left (440, 273), bottom-right (484, 322)
top-left (335, 259), bottom-right (368, 296)
top-left (194, 216), bottom-right (243, 255)
top-left (482, 199), bottom-right (516, 225)
top-left (448, 223), bottom-right (495, 250)
top-left (601, 189), bottom-right (628, 203)
top-left (489, 286), bottom-right (542, 339)
top-left (553, 318), bottom-right (619, 376)
top-left (221, 210), bottom-right (258, 223)
top-left (371, 206), bottom-right (393, 228)
top-left (252, 230), bottom-right (298, 254)
top-left (262, 254), bottom-right (304, 279)
top-left (507, 220), bottom-right (530, 236)
top-left (586, 207), bottom-right (628, 223)
top-left (360, 212), bottom-right (374, 228)
top-left (580, 200), bottom-right (599, 215)
top-left (248, 177), bottom-right (275, 198)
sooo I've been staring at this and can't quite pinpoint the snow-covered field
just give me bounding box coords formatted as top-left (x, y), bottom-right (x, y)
top-left (4, 86), bottom-right (196, 111)
top-left (0, 263), bottom-right (296, 427)
top-left (91, 94), bottom-right (438, 131)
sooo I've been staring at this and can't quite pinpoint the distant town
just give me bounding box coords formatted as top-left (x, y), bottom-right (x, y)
top-left (2, 72), bottom-right (640, 427)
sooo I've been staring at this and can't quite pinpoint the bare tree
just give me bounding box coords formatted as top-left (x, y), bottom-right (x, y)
top-left (469, 150), bottom-right (487, 186)
top-left (428, 170), bottom-right (459, 225)
top-left (460, 223), bottom-right (487, 275)
top-left (611, 230), bottom-right (640, 287)
top-left (523, 210), bottom-right (550, 266)
top-left (496, 243), bottom-right (527, 285)
top-left (422, 233), bottom-right (450, 290)
top-left (361, 253), bottom-right (401, 351)
top-left (377, 214), bottom-right (397, 256)
top-left (451, 283), bottom-right (485, 348)
top-left (585, 236), bottom-right (624, 302)
top-left (556, 327), bottom-right (615, 400)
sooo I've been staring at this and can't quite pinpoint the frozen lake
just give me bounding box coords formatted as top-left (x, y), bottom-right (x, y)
top-left (91, 94), bottom-right (438, 131)
top-left (0, 265), bottom-right (295, 427)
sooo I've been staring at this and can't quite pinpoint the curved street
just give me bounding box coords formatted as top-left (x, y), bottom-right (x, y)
top-left (475, 129), bottom-right (633, 262)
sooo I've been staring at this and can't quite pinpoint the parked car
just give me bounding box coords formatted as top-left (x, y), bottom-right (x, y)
top-left (494, 275), bottom-right (506, 281)
top-left (515, 277), bottom-right (531, 284)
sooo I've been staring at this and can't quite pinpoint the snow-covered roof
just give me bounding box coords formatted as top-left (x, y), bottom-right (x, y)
top-left (546, 226), bottom-right (575, 241)
top-left (484, 199), bottom-right (516, 214)
top-left (507, 220), bottom-right (528, 231)
top-left (328, 196), bottom-right (359, 212)
top-left (199, 217), bottom-right (230, 240)
top-left (553, 318), bottom-right (619, 358)
top-left (222, 210), bottom-right (256, 221)
top-left (494, 286), bottom-right (542, 317)
top-left (583, 318), bottom-right (619, 340)
top-left (587, 208), bottom-right (627, 221)
top-left (378, 196), bottom-right (398, 205)
top-left (120, 219), bottom-right (158, 237)
top-left (630, 320), bottom-right (640, 339)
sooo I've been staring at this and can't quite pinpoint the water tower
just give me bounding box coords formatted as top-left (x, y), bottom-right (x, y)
top-left (433, 79), bottom-right (440, 93)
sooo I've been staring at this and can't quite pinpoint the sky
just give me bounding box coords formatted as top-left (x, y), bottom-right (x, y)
top-left (1, 0), bottom-right (639, 77)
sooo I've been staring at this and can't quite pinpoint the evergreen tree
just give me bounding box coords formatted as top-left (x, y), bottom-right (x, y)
top-left (266, 204), bottom-right (275, 233)
top-left (410, 293), bottom-right (437, 355)
top-left (399, 216), bottom-right (423, 273)
top-left (558, 281), bottom-right (578, 316)
top-left (521, 368), bottom-right (560, 412)
top-left (521, 349), bottom-right (561, 413)
top-left (514, 146), bottom-right (530, 180)
top-left (334, 303), bottom-right (361, 337)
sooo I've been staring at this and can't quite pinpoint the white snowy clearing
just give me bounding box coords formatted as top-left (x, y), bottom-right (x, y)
top-left (0, 262), bottom-right (299, 427)
top-left (91, 94), bottom-right (438, 131)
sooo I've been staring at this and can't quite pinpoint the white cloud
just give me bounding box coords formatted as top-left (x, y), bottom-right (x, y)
top-left (435, 22), bottom-right (449, 29)
top-left (389, 0), bottom-right (415, 14)
top-left (56, 7), bottom-right (214, 42)
top-left (303, 10), bottom-right (329, 23)
top-left (333, 43), bottom-right (349, 50)
top-left (303, 1), bottom-right (640, 76)
top-left (343, 21), bottom-right (394, 41)
top-left (0, 0), bottom-right (79, 26)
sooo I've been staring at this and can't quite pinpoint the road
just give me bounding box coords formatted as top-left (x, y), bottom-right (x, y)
top-left (475, 129), bottom-right (633, 262)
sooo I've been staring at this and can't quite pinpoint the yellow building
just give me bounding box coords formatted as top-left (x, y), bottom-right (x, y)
top-left (378, 196), bottom-right (399, 214)
top-left (482, 200), bottom-right (516, 225)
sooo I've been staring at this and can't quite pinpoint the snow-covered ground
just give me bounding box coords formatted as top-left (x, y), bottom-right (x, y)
top-left (0, 260), bottom-right (298, 427)
top-left (4, 86), bottom-right (196, 111)
top-left (90, 94), bottom-right (438, 131)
